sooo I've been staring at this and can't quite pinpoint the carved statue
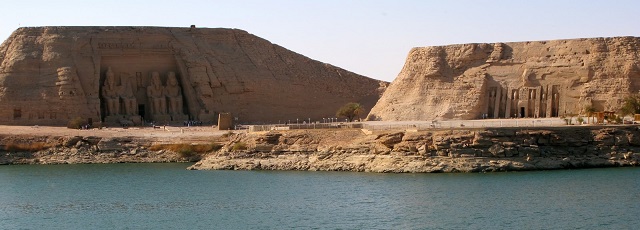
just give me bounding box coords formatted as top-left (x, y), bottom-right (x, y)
top-left (147, 72), bottom-right (166, 115)
top-left (164, 72), bottom-right (183, 115)
top-left (530, 90), bottom-right (535, 99)
top-left (488, 43), bottom-right (504, 62)
top-left (102, 67), bottom-right (120, 116)
top-left (120, 76), bottom-right (138, 116)
top-left (56, 67), bottom-right (84, 98)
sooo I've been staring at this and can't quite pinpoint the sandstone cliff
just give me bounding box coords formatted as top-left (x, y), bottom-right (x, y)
top-left (368, 37), bottom-right (640, 121)
top-left (0, 26), bottom-right (385, 126)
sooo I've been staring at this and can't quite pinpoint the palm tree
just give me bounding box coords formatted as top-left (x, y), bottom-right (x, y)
top-left (584, 105), bottom-right (597, 124)
top-left (353, 104), bottom-right (364, 121)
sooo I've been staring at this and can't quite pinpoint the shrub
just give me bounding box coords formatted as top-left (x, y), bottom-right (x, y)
top-left (149, 142), bottom-right (223, 155)
top-left (604, 114), bottom-right (623, 124)
top-left (67, 117), bottom-right (86, 129)
top-left (231, 142), bottom-right (247, 151)
top-left (221, 131), bottom-right (234, 138)
top-left (198, 143), bottom-right (223, 152)
top-left (5, 141), bottom-right (52, 152)
top-left (577, 117), bottom-right (584, 124)
top-left (614, 116), bottom-right (623, 124)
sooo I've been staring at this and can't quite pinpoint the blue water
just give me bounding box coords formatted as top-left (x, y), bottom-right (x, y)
top-left (0, 163), bottom-right (638, 229)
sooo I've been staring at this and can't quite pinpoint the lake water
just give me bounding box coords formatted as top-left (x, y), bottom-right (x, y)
top-left (0, 163), bottom-right (638, 229)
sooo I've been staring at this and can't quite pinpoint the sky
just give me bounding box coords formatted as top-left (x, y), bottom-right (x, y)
top-left (1, 0), bottom-right (639, 82)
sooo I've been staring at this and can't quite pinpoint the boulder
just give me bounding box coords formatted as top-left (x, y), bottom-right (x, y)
top-left (97, 138), bottom-right (123, 152)
top-left (488, 144), bottom-right (505, 157)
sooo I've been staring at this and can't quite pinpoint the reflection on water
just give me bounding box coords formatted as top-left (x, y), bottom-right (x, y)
top-left (0, 163), bottom-right (638, 229)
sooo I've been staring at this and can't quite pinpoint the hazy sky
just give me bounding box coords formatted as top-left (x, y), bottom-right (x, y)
top-left (1, 0), bottom-right (638, 82)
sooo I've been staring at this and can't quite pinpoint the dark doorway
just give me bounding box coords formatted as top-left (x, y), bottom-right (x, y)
top-left (138, 104), bottom-right (145, 119)
top-left (520, 107), bottom-right (525, 118)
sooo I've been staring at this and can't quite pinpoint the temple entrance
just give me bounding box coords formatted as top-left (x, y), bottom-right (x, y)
top-left (520, 107), bottom-right (525, 118)
top-left (138, 104), bottom-right (145, 120)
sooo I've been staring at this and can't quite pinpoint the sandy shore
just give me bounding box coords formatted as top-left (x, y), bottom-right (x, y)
top-left (0, 125), bottom-right (240, 165)
top-left (0, 125), bottom-right (235, 144)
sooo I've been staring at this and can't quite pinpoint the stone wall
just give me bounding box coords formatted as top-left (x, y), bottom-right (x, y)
top-left (0, 26), bottom-right (385, 126)
top-left (368, 37), bottom-right (640, 121)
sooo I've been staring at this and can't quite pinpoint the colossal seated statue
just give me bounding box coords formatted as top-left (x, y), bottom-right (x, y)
top-left (102, 67), bottom-right (120, 116)
top-left (164, 72), bottom-right (183, 115)
top-left (120, 76), bottom-right (138, 116)
top-left (147, 72), bottom-right (166, 116)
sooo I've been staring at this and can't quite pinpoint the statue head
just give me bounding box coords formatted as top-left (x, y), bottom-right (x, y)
top-left (167, 72), bottom-right (177, 86)
top-left (151, 72), bottom-right (161, 86)
top-left (105, 67), bottom-right (116, 88)
top-left (121, 76), bottom-right (130, 87)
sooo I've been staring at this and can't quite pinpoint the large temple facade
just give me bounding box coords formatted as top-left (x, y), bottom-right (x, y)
top-left (0, 27), bottom-right (384, 126)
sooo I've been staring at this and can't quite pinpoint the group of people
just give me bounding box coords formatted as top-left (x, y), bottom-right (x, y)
top-left (183, 120), bottom-right (204, 127)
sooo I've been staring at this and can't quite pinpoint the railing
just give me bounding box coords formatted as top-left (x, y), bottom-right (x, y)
top-left (247, 119), bottom-right (574, 132)
top-left (361, 119), bottom-right (567, 131)
top-left (248, 123), bottom-right (363, 132)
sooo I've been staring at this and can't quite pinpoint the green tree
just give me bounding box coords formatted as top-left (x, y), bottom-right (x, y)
top-left (336, 102), bottom-right (364, 122)
top-left (621, 93), bottom-right (640, 116)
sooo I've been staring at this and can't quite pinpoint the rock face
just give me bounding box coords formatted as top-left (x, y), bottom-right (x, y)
top-left (189, 127), bottom-right (640, 172)
top-left (2, 127), bottom-right (639, 172)
top-left (0, 26), bottom-right (385, 126)
top-left (368, 37), bottom-right (640, 121)
top-left (0, 135), bottom-right (189, 164)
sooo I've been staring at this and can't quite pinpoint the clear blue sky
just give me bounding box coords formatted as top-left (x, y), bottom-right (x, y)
top-left (1, 0), bottom-right (638, 82)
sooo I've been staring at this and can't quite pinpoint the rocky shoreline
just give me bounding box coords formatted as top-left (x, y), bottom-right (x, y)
top-left (0, 135), bottom-right (194, 165)
top-left (189, 126), bottom-right (640, 172)
top-left (1, 126), bottom-right (639, 173)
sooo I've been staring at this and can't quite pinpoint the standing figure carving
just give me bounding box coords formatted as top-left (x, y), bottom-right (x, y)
top-left (164, 72), bottom-right (183, 115)
top-left (102, 67), bottom-right (120, 116)
top-left (120, 76), bottom-right (138, 116)
top-left (147, 72), bottom-right (166, 115)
